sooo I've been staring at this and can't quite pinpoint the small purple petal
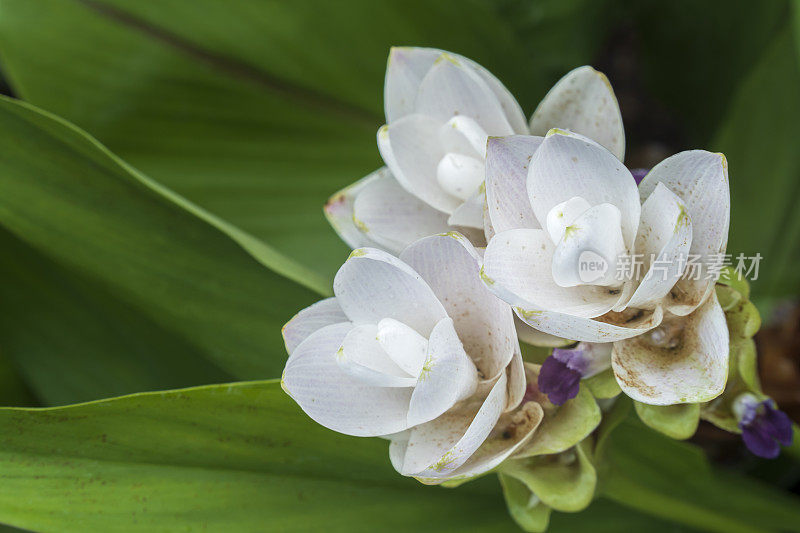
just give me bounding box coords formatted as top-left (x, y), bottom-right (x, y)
top-left (552, 347), bottom-right (590, 374)
top-left (763, 402), bottom-right (794, 446)
top-left (735, 395), bottom-right (794, 458)
top-left (741, 424), bottom-right (781, 459)
top-left (538, 355), bottom-right (582, 406)
top-left (629, 167), bottom-right (649, 185)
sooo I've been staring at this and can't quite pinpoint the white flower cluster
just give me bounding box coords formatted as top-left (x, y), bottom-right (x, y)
top-left (283, 47), bottom-right (731, 485)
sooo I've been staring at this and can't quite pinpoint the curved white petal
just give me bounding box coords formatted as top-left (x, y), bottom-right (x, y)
top-left (401, 233), bottom-right (518, 379)
top-left (324, 168), bottom-right (390, 250)
top-left (283, 323), bottom-right (413, 437)
top-left (612, 292), bottom-right (728, 405)
top-left (339, 324), bottom-right (417, 387)
top-left (545, 196), bottom-right (592, 244)
top-left (527, 130), bottom-right (640, 249)
top-left (282, 297), bottom-right (348, 355)
top-left (485, 136), bottom-right (544, 234)
top-left (482, 229), bottom-right (619, 318)
top-left (377, 318), bottom-right (428, 377)
top-left (352, 170), bottom-right (451, 253)
top-left (378, 115), bottom-right (460, 214)
top-left (447, 188), bottom-right (485, 229)
top-left (515, 305), bottom-right (664, 343)
top-left (384, 47), bottom-right (441, 122)
top-left (399, 372), bottom-right (508, 478)
top-left (639, 151), bottom-right (730, 315)
top-left (505, 348), bottom-right (527, 412)
top-left (626, 183), bottom-right (693, 309)
top-left (551, 203), bottom-right (626, 288)
top-left (530, 66), bottom-right (625, 161)
top-left (408, 318), bottom-right (479, 427)
top-left (415, 53), bottom-right (514, 137)
top-left (333, 247), bottom-right (447, 337)
top-left (445, 399), bottom-right (544, 483)
top-left (384, 47), bottom-right (527, 134)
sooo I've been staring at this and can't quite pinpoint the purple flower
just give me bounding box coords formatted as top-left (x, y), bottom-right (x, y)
top-left (537, 347), bottom-right (590, 405)
top-left (629, 167), bottom-right (649, 185)
top-left (734, 394), bottom-right (794, 459)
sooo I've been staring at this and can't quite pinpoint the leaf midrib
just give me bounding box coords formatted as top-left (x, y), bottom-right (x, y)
top-left (74, 0), bottom-right (383, 128)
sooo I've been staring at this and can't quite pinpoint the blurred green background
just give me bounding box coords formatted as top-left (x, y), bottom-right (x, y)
top-left (0, 0), bottom-right (798, 531)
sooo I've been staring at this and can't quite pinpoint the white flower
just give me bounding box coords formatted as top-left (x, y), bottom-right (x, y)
top-left (481, 130), bottom-right (731, 405)
top-left (281, 233), bottom-right (540, 482)
top-left (325, 47), bottom-right (624, 254)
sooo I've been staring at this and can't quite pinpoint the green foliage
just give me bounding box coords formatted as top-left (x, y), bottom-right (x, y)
top-left (0, 0), bottom-right (796, 531)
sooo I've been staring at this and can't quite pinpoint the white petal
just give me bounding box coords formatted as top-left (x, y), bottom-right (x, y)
top-left (415, 53), bottom-right (514, 137)
top-left (626, 183), bottom-right (693, 309)
top-left (439, 115), bottom-right (488, 158)
top-left (408, 318), bottom-right (479, 427)
top-left (448, 188), bottom-right (485, 229)
top-left (515, 306), bottom-right (664, 343)
top-left (545, 197), bottom-right (591, 244)
top-left (378, 115), bottom-right (460, 214)
top-left (384, 47), bottom-right (527, 134)
top-left (400, 372), bottom-right (508, 478)
top-left (282, 323), bottom-right (412, 437)
top-left (333, 247), bottom-right (447, 337)
top-left (581, 342), bottom-right (613, 378)
top-left (612, 292), bottom-right (728, 405)
top-left (527, 130), bottom-right (640, 248)
top-left (530, 66), bottom-right (625, 161)
top-left (352, 170), bottom-right (451, 253)
top-left (324, 168), bottom-right (391, 249)
top-left (639, 151), bottom-right (730, 315)
top-left (282, 297), bottom-right (348, 355)
top-left (505, 348), bottom-right (527, 412)
top-left (550, 203), bottom-right (626, 288)
top-left (436, 152), bottom-right (484, 201)
top-left (482, 229), bottom-right (619, 318)
top-left (446, 399), bottom-right (544, 482)
top-left (485, 135), bottom-right (544, 234)
top-left (401, 233), bottom-right (518, 379)
top-left (384, 47), bottom-right (441, 123)
top-left (377, 318), bottom-right (428, 377)
top-left (338, 324), bottom-right (417, 387)
top-left (515, 318), bottom-right (573, 347)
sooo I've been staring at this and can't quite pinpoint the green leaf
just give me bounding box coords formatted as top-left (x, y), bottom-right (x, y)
top-left (601, 418), bottom-right (800, 533)
top-left (498, 473), bottom-right (552, 532)
top-left (501, 441), bottom-right (597, 512)
top-left (711, 26), bottom-right (800, 305)
top-left (632, 0), bottom-right (788, 144)
top-left (0, 380), bottom-right (526, 532)
top-left (633, 401), bottom-right (699, 440)
top-left (0, 228), bottom-right (231, 405)
top-left (0, 95), bottom-right (320, 396)
top-left (0, 0), bottom-right (611, 281)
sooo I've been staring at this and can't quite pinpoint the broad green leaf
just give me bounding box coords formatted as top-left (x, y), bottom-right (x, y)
top-left (0, 0), bottom-right (611, 281)
top-left (502, 441), bottom-right (597, 512)
top-left (712, 27), bottom-right (800, 305)
top-left (0, 380), bottom-right (522, 532)
top-left (601, 418), bottom-right (800, 533)
top-left (0, 228), bottom-right (231, 405)
top-left (0, 380), bottom-right (714, 533)
top-left (0, 95), bottom-right (319, 389)
top-left (633, 401), bottom-right (699, 440)
top-left (632, 0), bottom-right (788, 144)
